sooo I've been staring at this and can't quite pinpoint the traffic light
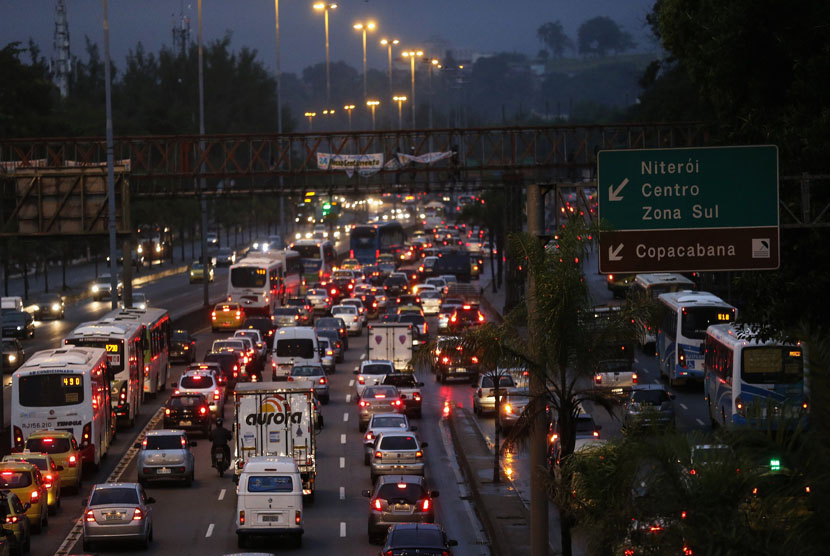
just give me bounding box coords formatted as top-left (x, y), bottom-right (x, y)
top-left (322, 201), bottom-right (332, 216)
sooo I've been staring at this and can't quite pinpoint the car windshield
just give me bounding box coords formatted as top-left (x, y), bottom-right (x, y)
top-left (421, 292), bottom-right (441, 300)
top-left (145, 435), bottom-right (184, 450)
top-left (371, 416), bottom-right (408, 429)
top-left (213, 341), bottom-right (243, 351)
top-left (389, 528), bottom-right (444, 547)
top-left (169, 395), bottom-right (204, 408)
top-left (631, 389), bottom-right (670, 405)
top-left (26, 437), bottom-right (71, 454)
top-left (379, 436), bottom-right (418, 450)
top-left (363, 364), bottom-right (394, 375)
top-left (316, 318), bottom-right (340, 329)
top-left (291, 366), bottom-right (323, 377)
top-left (0, 471), bottom-right (31, 488)
top-left (273, 308), bottom-right (299, 316)
top-left (90, 488), bottom-right (139, 506)
top-left (481, 376), bottom-right (515, 388)
top-left (17, 373), bottom-right (84, 407)
top-left (6, 457), bottom-right (47, 471)
top-left (285, 298), bottom-right (306, 306)
top-left (364, 386), bottom-right (398, 398)
top-left (383, 375), bottom-right (416, 387)
top-left (172, 331), bottom-right (190, 341)
top-left (333, 306), bottom-right (357, 314)
top-left (276, 339), bottom-right (315, 359)
top-left (377, 482), bottom-right (426, 503)
top-left (180, 375), bottom-right (214, 389)
top-left (574, 417), bottom-right (597, 435)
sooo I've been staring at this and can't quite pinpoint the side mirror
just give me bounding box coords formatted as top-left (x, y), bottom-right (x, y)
top-left (361, 489), bottom-right (372, 498)
top-left (430, 490), bottom-right (440, 498)
top-left (410, 425), bottom-right (418, 432)
top-left (133, 442), bottom-right (142, 449)
top-left (23, 503), bottom-right (31, 511)
top-left (146, 497), bottom-right (156, 504)
top-left (421, 442), bottom-right (428, 448)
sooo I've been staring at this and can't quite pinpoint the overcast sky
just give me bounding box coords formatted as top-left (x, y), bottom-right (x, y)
top-left (2, 0), bottom-right (656, 74)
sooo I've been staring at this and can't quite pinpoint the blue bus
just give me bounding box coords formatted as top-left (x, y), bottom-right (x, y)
top-left (349, 222), bottom-right (406, 265)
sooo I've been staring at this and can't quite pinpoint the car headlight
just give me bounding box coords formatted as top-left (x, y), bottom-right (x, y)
top-left (32, 305), bottom-right (40, 312)
top-left (51, 303), bottom-right (60, 311)
top-left (16, 326), bottom-right (22, 331)
top-left (137, 245), bottom-right (143, 253)
top-left (92, 285), bottom-right (99, 292)
top-left (253, 242), bottom-right (259, 249)
top-left (155, 244), bottom-right (162, 252)
top-left (8, 355), bottom-right (16, 362)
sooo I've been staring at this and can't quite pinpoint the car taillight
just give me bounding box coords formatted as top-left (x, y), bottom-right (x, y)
top-left (13, 426), bottom-right (24, 451)
top-left (373, 498), bottom-right (382, 511)
top-left (365, 432), bottom-right (374, 441)
top-left (30, 490), bottom-right (39, 503)
top-left (359, 400), bottom-right (368, 407)
top-left (81, 422), bottom-right (92, 448)
top-left (132, 508), bottom-right (143, 522)
top-left (392, 400), bottom-right (402, 407)
top-left (44, 474), bottom-right (53, 488)
top-left (594, 374), bottom-right (602, 384)
top-left (441, 356), bottom-right (450, 364)
top-left (68, 455), bottom-right (77, 467)
top-left (319, 377), bottom-right (327, 385)
top-left (239, 510), bottom-right (245, 525)
top-left (678, 344), bottom-right (687, 368)
top-left (471, 356), bottom-right (479, 364)
top-left (358, 375), bottom-right (365, 384)
top-left (211, 311), bottom-right (216, 320)
top-left (295, 510), bottom-right (302, 525)
top-left (85, 510), bottom-right (96, 522)
top-left (375, 451), bottom-right (382, 459)
top-left (419, 498), bottom-right (431, 511)
top-left (450, 314), bottom-right (457, 323)
top-left (632, 373), bottom-right (638, 384)
top-left (413, 392), bottom-right (421, 401)
top-left (478, 312), bottom-right (485, 322)
top-left (415, 450), bottom-right (423, 458)
top-left (736, 396), bottom-right (745, 416)
top-left (214, 389), bottom-right (221, 400)
top-left (200, 406), bottom-right (208, 415)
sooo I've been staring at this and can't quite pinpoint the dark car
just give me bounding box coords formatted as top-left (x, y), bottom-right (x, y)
top-left (397, 314), bottom-right (428, 345)
top-left (204, 350), bottom-right (245, 386)
top-left (358, 293), bottom-right (379, 319)
top-left (362, 265), bottom-right (385, 286)
top-left (1, 338), bottom-right (24, 373)
top-left (163, 393), bottom-right (212, 436)
top-left (383, 275), bottom-right (409, 296)
top-left (242, 316), bottom-right (277, 349)
top-left (170, 329), bottom-right (197, 364)
top-left (432, 336), bottom-right (480, 383)
top-left (381, 523), bottom-right (458, 555)
top-left (362, 475), bottom-right (439, 544)
top-left (1, 310), bottom-right (34, 339)
top-left (316, 317), bottom-right (349, 350)
top-left (447, 303), bottom-right (484, 333)
top-left (394, 294), bottom-right (422, 307)
top-left (284, 297), bottom-right (313, 325)
top-left (28, 293), bottom-right (65, 320)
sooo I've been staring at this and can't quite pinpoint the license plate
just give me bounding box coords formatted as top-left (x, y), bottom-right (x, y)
top-left (179, 420), bottom-right (192, 426)
top-left (262, 514), bottom-right (281, 523)
top-left (394, 504), bottom-right (410, 511)
top-left (104, 512), bottom-right (121, 521)
top-left (454, 367), bottom-right (466, 373)
top-left (157, 468), bottom-right (171, 475)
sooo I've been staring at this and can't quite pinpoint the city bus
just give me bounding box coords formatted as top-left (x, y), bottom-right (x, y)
top-left (228, 253), bottom-right (283, 315)
top-left (64, 319), bottom-right (145, 427)
top-left (289, 239), bottom-right (337, 288)
top-left (270, 249), bottom-right (303, 301)
top-left (349, 225), bottom-right (379, 265)
top-left (11, 347), bottom-right (114, 467)
top-left (656, 291), bottom-right (737, 386)
top-left (111, 307), bottom-right (171, 397)
top-left (377, 221), bottom-right (406, 259)
top-left (629, 273), bottom-right (696, 351)
top-left (423, 201), bottom-right (445, 230)
top-left (704, 323), bottom-right (807, 429)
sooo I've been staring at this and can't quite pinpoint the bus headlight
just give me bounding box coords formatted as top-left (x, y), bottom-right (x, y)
top-left (155, 244), bottom-right (162, 252)
top-left (92, 285), bottom-right (99, 293)
top-left (137, 245), bottom-right (143, 253)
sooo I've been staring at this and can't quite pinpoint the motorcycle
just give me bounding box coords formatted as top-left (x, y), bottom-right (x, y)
top-left (212, 444), bottom-right (230, 477)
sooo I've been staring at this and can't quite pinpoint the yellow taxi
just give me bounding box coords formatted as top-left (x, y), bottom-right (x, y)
top-left (0, 462), bottom-right (48, 533)
top-left (0, 490), bottom-right (31, 553)
top-left (3, 453), bottom-right (61, 515)
top-left (341, 258), bottom-right (361, 270)
top-left (24, 430), bottom-right (82, 494)
top-left (211, 302), bottom-right (245, 332)
top-left (396, 304), bottom-right (424, 317)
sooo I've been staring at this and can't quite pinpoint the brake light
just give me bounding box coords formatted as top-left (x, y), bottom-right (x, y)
top-left (478, 312), bottom-right (485, 322)
top-left (200, 406), bottom-right (208, 415)
top-left (594, 374), bottom-right (602, 384)
top-left (450, 314), bottom-right (457, 323)
top-left (392, 400), bottom-right (402, 407)
top-left (632, 373), bottom-right (638, 384)
top-left (295, 510), bottom-right (302, 525)
top-left (211, 311), bottom-right (216, 320)
top-left (30, 490), bottom-right (39, 504)
top-left (373, 498), bottom-right (382, 511)
top-left (13, 426), bottom-right (24, 451)
top-left (375, 451), bottom-right (382, 459)
top-left (358, 375), bottom-right (365, 384)
top-left (736, 396), bottom-right (745, 416)
top-left (678, 344), bottom-right (687, 368)
top-left (365, 432), bottom-right (374, 441)
top-left (420, 498), bottom-right (431, 511)
top-left (441, 356), bottom-right (450, 364)
top-left (44, 474), bottom-right (53, 488)
top-left (415, 450), bottom-right (423, 458)
top-left (239, 510), bottom-right (245, 525)
top-left (471, 356), bottom-right (479, 364)
top-left (214, 389), bottom-right (221, 401)
top-left (413, 392), bottom-right (421, 401)
top-left (593, 430), bottom-right (600, 438)
top-left (68, 455), bottom-right (77, 467)
top-left (359, 400), bottom-right (369, 407)
top-left (85, 510), bottom-right (96, 522)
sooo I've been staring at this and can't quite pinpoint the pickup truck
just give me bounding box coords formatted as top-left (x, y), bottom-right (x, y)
top-left (472, 371), bottom-right (518, 415)
top-left (593, 358), bottom-right (637, 396)
top-left (381, 373), bottom-right (424, 418)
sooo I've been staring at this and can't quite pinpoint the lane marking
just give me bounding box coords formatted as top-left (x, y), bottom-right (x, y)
top-left (654, 379), bottom-right (661, 384)
top-left (696, 418), bottom-right (705, 426)
top-left (340, 434), bottom-right (346, 444)
top-left (680, 403), bottom-right (688, 410)
top-left (634, 357), bottom-right (640, 364)
top-left (345, 394), bottom-right (351, 403)
top-left (340, 521), bottom-right (347, 537)
top-left (339, 457), bottom-right (345, 469)
top-left (339, 486), bottom-right (345, 500)
top-left (349, 379), bottom-right (355, 387)
top-left (218, 488), bottom-right (226, 501)
top-left (205, 523), bottom-right (214, 538)
top-left (360, 353), bottom-right (366, 359)
top-left (343, 412), bottom-right (349, 422)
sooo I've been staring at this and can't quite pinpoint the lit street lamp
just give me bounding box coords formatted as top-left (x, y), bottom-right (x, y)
top-left (353, 21), bottom-right (376, 103)
top-left (313, 2), bottom-right (337, 107)
top-left (366, 100), bottom-right (379, 130)
top-left (401, 49), bottom-right (423, 128)
top-left (379, 38), bottom-right (399, 96)
top-left (393, 95), bottom-right (407, 130)
top-left (343, 104), bottom-right (356, 130)
top-left (426, 58), bottom-right (439, 130)
top-left (304, 111), bottom-right (317, 131)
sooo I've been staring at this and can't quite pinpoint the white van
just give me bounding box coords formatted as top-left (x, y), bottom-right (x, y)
top-left (236, 455), bottom-right (303, 549)
top-left (271, 327), bottom-right (320, 380)
top-left (1, 296), bottom-right (23, 311)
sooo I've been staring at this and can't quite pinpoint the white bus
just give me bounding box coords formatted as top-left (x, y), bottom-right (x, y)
top-left (11, 347), bottom-right (114, 467)
top-left (656, 291), bottom-right (736, 386)
top-left (64, 319), bottom-right (144, 427)
top-left (228, 253), bottom-right (283, 316)
top-left (271, 249), bottom-right (303, 301)
top-left (704, 324), bottom-right (807, 429)
top-left (110, 308), bottom-right (171, 397)
top-left (629, 273), bottom-right (696, 350)
top-left (289, 239), bottom-right (337, 290)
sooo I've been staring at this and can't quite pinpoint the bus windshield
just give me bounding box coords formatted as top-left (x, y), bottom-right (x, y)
top-left (351, 227), bottom-right (376, 246)
top-left (742, 347), bottom-right (803, 384)
top-left (18, 373), bottom-right (84, 407)
top-left (681, 307), bottom-right (734, 340)
top-left (292, 244), bottom-right (321, 259)
top-left (231, 267), bottom-right (267, 288)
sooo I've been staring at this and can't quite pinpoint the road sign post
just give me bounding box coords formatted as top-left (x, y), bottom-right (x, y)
top-left (597, 145), bottom-right (779, 273)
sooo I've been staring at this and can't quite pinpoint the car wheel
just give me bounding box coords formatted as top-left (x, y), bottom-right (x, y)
top-left (185, 472), bottom-right (194, 487)
top-left (31, 515), bottom-right (42, 535)
top-left (140, 528), bottom-right (150, 550)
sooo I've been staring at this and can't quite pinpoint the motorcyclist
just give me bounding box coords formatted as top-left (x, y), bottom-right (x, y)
top-left (209, 418), bottom-right (232, 466)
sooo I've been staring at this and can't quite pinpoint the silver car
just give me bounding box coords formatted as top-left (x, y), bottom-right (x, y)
top-left (306, 288), bottom-right (332, 314)
top-left (497, 388), bottom-right (530, 430)
top-left (317, 336), bottom-right (335, 373)
top-left (82, 482), bottom-right (155, 551)
top-left (289, 364), bottom-right (329, 404)
top-left (359, 385), bottom-right (404, 432)
top-left (175, 371), bottom-right (224, 417)
top-left (135, 430), bottom-right (196, 487)
top-left (363, 413), bottom-right (416, 465)
top-left (273, 307), bottom-right (301, 328)
top-left (370, 431), bottom-right (427, 483)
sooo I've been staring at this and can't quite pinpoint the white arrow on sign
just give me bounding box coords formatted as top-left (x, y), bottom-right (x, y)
top-left (608, 244), bottom-right (624, 261)
top-left (608, 178), bottom-right (629, 202)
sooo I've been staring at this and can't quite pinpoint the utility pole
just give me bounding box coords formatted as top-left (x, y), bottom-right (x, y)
top-left (275, 0), bottom-right (285, 242)
top-left (197, 0), bottom-right (209, 307)
top-left (526, 182), bottom-right (548, 556)
top-left (102, 0), bottom-right (118, 311)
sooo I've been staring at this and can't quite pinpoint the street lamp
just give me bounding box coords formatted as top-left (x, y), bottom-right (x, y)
top-left (304, 111), bottom-right (317, 131)
top-left (427, 58), bottom-right (439, 130)
top-left (401, 49), bottom-right (423, 128)
top-left (353, 21), bottom-right (376, 103)
top-left (379, 38), bottom-right (399, 96)
top-left (366, 100), bottom-right (379, 130)
top-left (343, 104), bottom-right (356, 130)
top-left (312, 2), bottom-right (337, 107)
top-left (393, 95), bottom-right (407, 130)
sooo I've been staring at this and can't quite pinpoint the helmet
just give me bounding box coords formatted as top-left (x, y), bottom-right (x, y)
top-left (215, 418), bottom-right (223, 427)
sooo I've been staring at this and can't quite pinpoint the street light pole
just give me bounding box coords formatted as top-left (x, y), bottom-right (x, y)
top-left (366, 100), bottom-right (379, 131)
top-left (393, 95), bottom-right (407, 130)
top-left (344, 104), bottom-right (355, 131)
top-left (274, 0), bottom-right (285, 243)
top-left (102, 0), bottom-right (119, 312)
top-left (353, 21), bottom-right (375, 103)
top-left (401, 49), bottom-right (422, 128)
top-left (304, 112), bottom-right (316, 131)
top-left (313, 3), bottom-right (337, 107)
top-left (197, 0), bottom-right (209, 308)
top-left (380, 38), bottom-right (399, 98)
top-left (427, 58), bottom-right (438, 130)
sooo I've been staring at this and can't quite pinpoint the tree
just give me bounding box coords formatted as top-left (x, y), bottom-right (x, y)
top-left (537, 21), bottom-right (573, 59)
top-left (577, 16), bottom-right (636, 57)
top-left (0, 42), bottom-right (59, 137)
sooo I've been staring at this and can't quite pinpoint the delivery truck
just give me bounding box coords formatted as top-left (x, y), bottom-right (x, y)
top-left (367, 323), bottom-right (413, 371)
top-left (232, 381), bottom-right (318, 501)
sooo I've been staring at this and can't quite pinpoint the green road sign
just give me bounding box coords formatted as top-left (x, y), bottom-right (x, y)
top-left (597, 145), bottom-right (779, 273)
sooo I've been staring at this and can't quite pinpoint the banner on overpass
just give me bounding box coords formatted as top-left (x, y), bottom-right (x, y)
top-left (316, 153), bottom-right (384, 177)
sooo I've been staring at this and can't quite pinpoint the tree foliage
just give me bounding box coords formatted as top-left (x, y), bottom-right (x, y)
top-left (0, 42), bottom-right (60, 137)
top-left (577, 16), bottom-right (636, 57)
top-left (537, 21), bottom-right (573, 59)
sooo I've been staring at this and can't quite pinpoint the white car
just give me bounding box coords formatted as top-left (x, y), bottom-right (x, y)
top-left (419, 291), bottom-right (442, 315)
top-left (412, 284), bottom-right (437, 296)
top-left (332, 305), bottom-right (361, 336)
top-left (354, 359), bottom-right (396, 398)
top-left (341, 298), bottom-right (367, 327)
top-left (362, 413), bottom-right (416, 465)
